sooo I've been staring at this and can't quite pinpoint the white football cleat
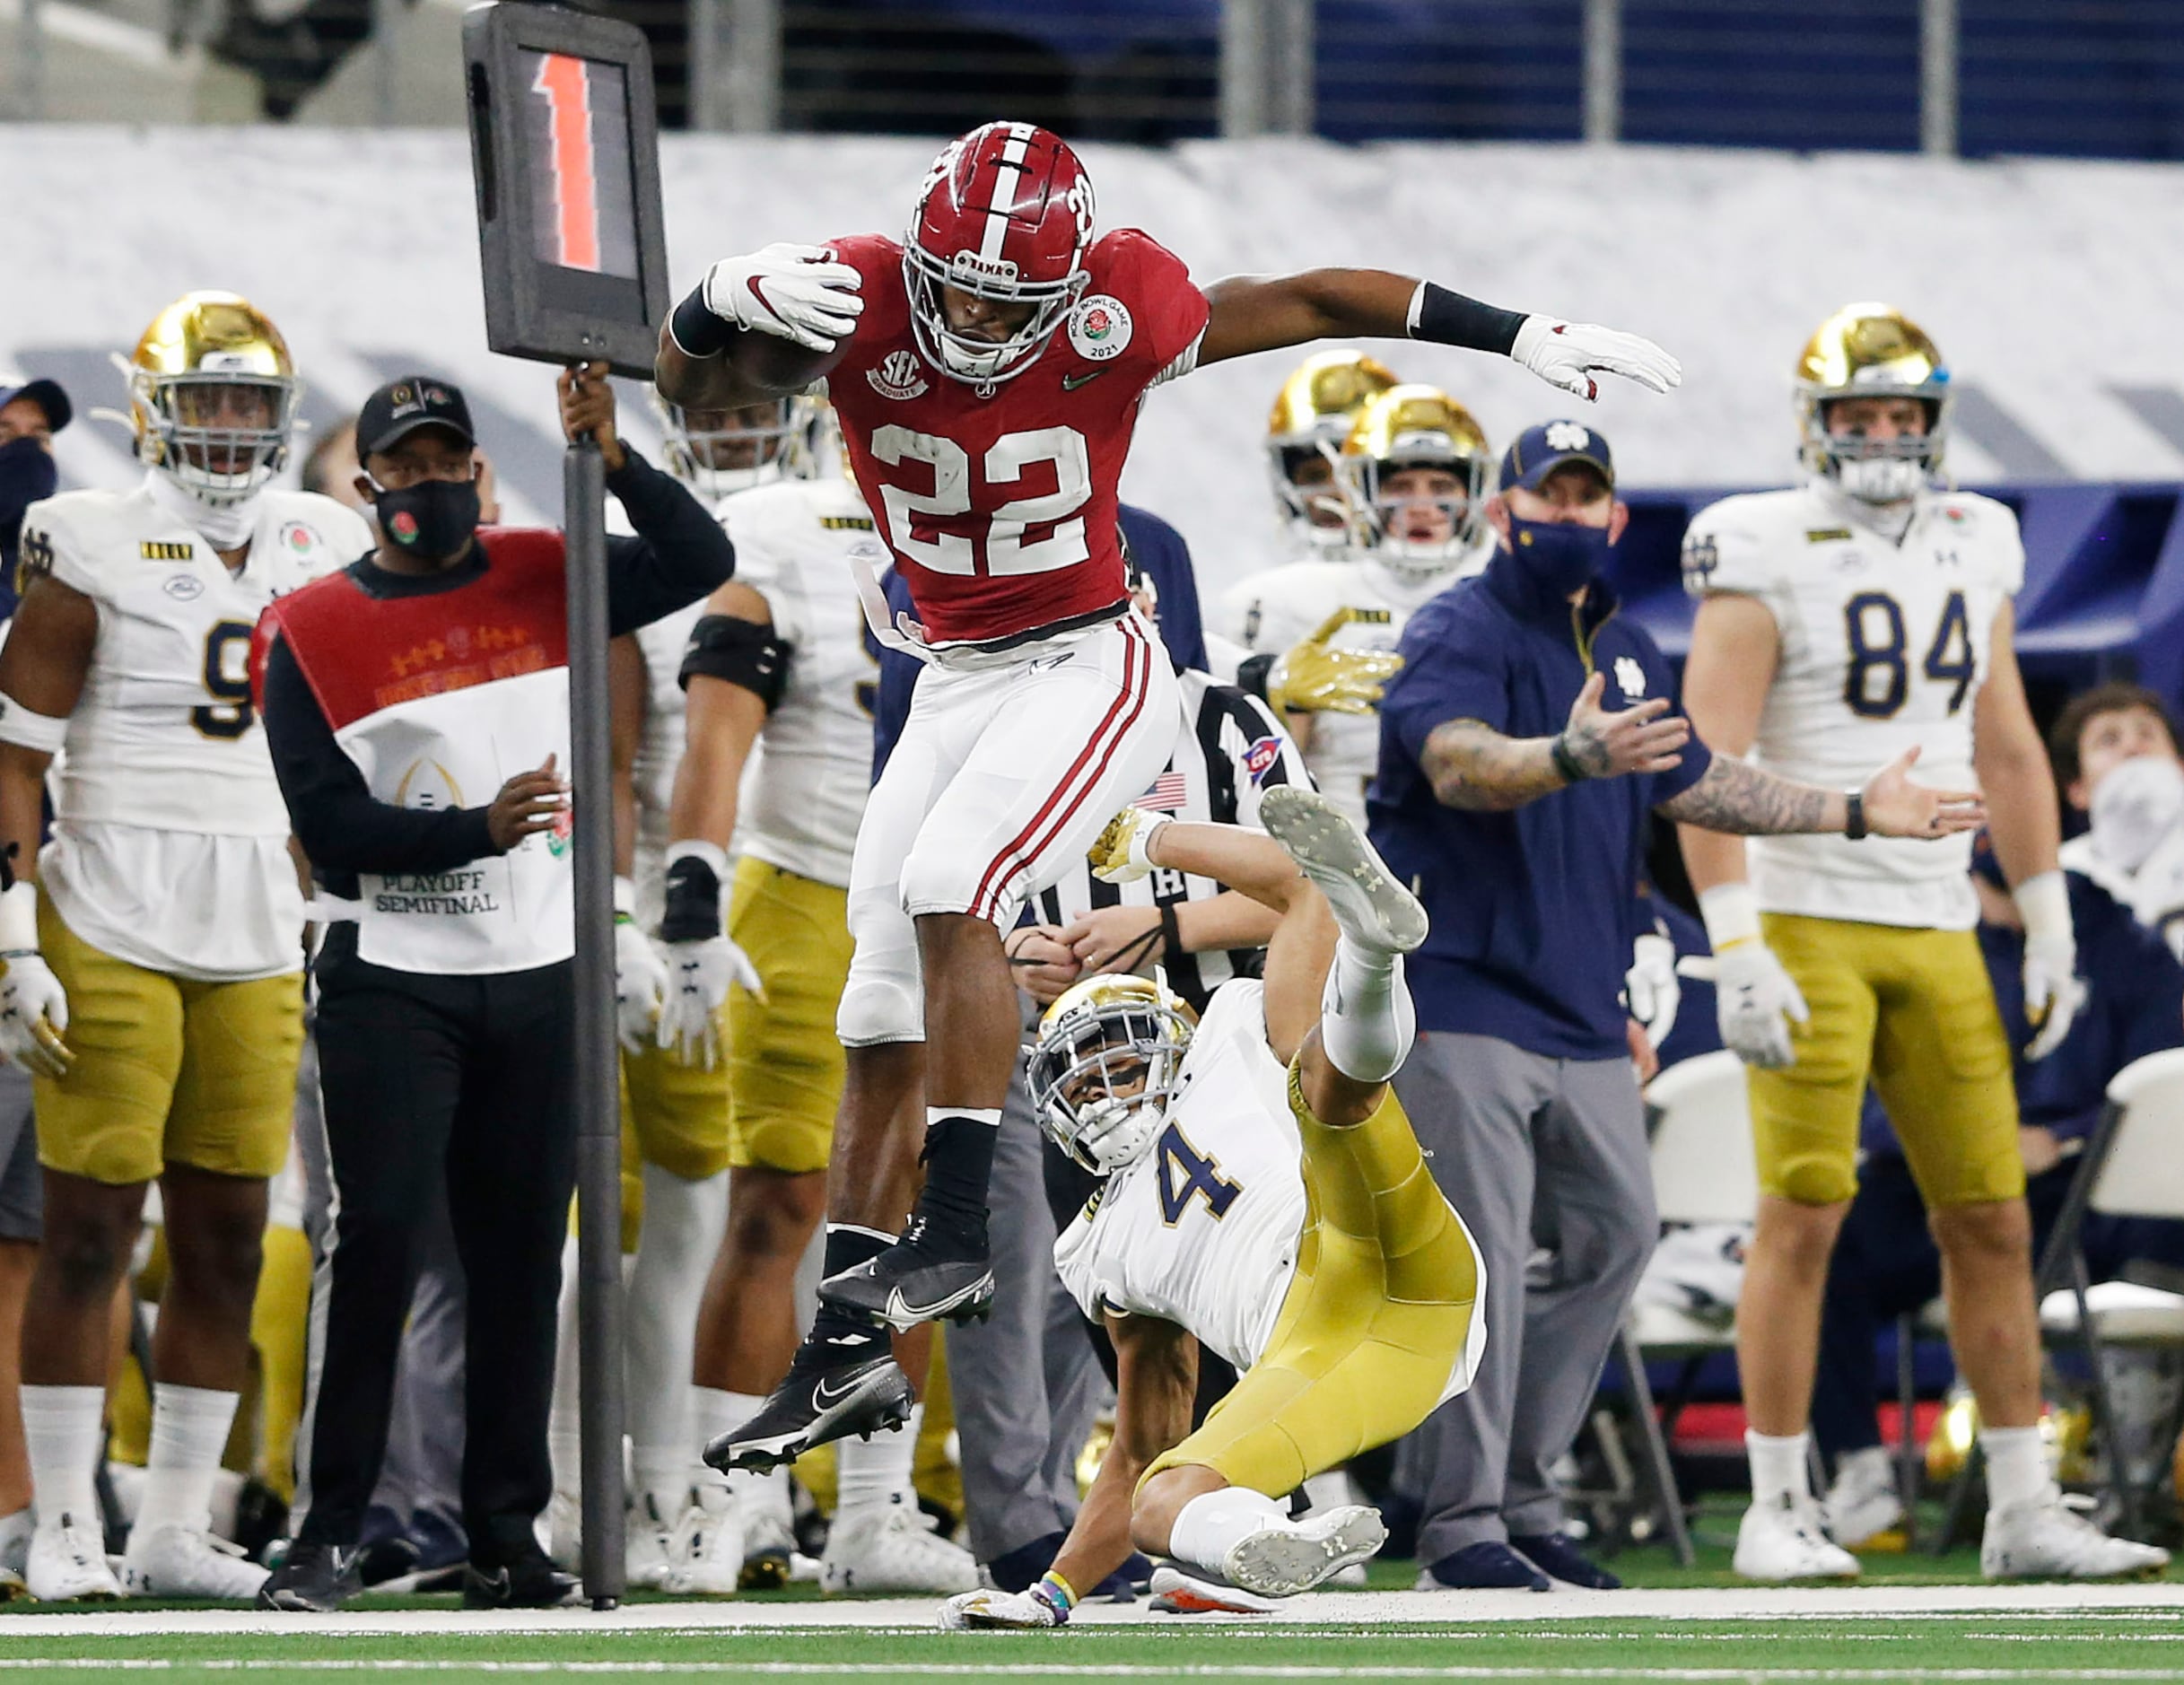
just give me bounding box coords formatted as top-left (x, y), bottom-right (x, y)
top-left (625, 1493), bottom-right (677, 1590)
top-left (668, 1496), bottom-right (747, 1596)
top-left (1259, 786), bottom-right (1428, 955)
top-left (1821, 1449), bottom-right (1906, 1549)
top-left (26, 1515), bottom-right (121, 1601)
top-left (120, 1523), bottom-right (269, 1600)
top-left (1733, 1496), bottom-right (1861, 1582)
top-left (1982, 1494), bottom-right (2171, 1581)
top-left (1148, 1564), bottom-right (1276, 1614)
top-left (820, 1497), bottom-right (977, 1594)
top-left (543, 1489), bottom-right (581, 1571)
top-left (1221, 1503), bottom-right (1385, 1599)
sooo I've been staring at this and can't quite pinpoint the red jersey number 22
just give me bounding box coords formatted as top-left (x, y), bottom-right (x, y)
top-left (869, 423), bottom-right (1091, 577)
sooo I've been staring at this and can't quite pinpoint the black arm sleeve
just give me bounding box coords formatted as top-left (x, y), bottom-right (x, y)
top-left (261, 634), bottom-right (499, 876)
top-left (603, 448), bottom-right (738, 637)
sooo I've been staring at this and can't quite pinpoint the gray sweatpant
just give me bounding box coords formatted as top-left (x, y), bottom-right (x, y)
top-left (946, 1051), bottom-right (1106, 1567)
top-left (1394, 1031), bottom-right (1654, 1562)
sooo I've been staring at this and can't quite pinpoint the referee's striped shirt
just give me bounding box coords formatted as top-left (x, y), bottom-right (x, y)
top-left (1033, 667), bottom-right (1313, 1014)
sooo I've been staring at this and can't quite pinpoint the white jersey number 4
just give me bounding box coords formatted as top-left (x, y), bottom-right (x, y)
top-left (868, 423), bottom-right (1092, 577)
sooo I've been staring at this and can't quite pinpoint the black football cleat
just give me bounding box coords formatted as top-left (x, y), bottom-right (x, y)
top-left (704, 1348), bottom-right (915, 1474)
top-left (258, 1541), bottom-right (360, 1612)
top-left (817, 1218), bottom-right (995, 1332)
top-left (462, 1545), bottom-right (581, 1610)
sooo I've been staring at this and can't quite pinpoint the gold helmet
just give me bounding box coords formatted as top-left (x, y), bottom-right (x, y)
top-left (1338, 384), bottom-right (1492, 581)
top-left (1026, 973), bottom-right (1197, 1174)
top-left (648, 390), bottom-right (823, 503)
top-left (1794, 302), bottom-right (1952, 503)
top-left (127, 291), bottom-right (300, 505)
top-left (1265, 349), bottom-right (1400, 552)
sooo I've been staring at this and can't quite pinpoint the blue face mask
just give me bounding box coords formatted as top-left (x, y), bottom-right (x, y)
top-left (1506, 513), bottom-right (1613, 597)
top-left (0, 436), bottom-right (57, 557)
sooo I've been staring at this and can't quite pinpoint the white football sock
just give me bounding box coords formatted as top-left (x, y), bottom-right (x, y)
top-left (1167, 1487), bottom-right (1288, 1576)
top-left (1746, 1429), bottom-right (1813, 1506)
top-left (836, 1401), bottom-right (918, 1522)
top-left (0, 1505), bottom-right (31, 1573)
top-left (626, 1164), bottom-right (727, 1521)
top-left (1980, 1425), bottom-right (2054, 1513)
top-left (1318, 940), bottom-right (1413, 1086)
top-left (22, 1384), bottom-right (104, 1530)
top-left (547, 1234), bottom-right (586, 1501)
top-left (693, 1386), bottom-right (789, 1517)
top-left (135, 1384), bottom-right (240, 1538)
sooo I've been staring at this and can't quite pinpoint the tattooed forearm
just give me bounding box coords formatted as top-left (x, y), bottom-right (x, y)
top-left (1657, 756), bottom-right (1844, 835)
top-left (1420, 719), bottom-right (1568, 812)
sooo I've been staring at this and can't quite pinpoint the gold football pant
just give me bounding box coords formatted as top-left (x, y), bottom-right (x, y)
top-left (726, 859), bottom-right (853, 1174)
top-left (1752, 914), bottom-right (2022, 1209)
top-left (34, 901), bottom-right (301, 1186)
top-left (1144, 1069), bottom-right (1481, 1498)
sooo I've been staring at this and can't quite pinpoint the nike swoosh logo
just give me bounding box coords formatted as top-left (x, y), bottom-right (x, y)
top-left (473, 1567), bottom-right (511, 1594)
top-left (813, 1374), bottom-right (869, 1406)
top-left (1061, 371), bottom-right (1104, 391)
top-left (887, 1283), bottom-right (983, 1320)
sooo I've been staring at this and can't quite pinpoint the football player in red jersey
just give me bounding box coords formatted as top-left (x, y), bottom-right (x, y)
top-left (659, 120), bottom-right (1680, 1471)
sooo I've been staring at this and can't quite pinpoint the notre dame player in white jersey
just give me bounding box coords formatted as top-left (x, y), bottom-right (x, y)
top-left (939, 788), bottom-right (1481, 1628)
top-left (1679, 304), bottom-right (2165, 1584)
top-left (651, 417), bottom-right (974, 1599)
top-left (562, 396), bottom-right (808, 1587)
top-left (1219, 386), bottom-right (1496, 831)
top-left (0, 292), bottom-right (369, 1601)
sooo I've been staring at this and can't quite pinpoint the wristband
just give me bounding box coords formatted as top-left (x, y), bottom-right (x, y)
top-left (1235, 650), bottom-right (1275, 704)
top-left (1407, 281), bottom-right (1528, 357)
top-left (1698, 882), bottom-right (1762, 953)
top-left (1843, 790), bottom-right (1866, 842)
top-left (660, 848), bottom-right (725, 944)
top-left (2014, 869), bottom-right (2072, 944)
top-left (1031, 1568), bottom-right (1077, 1622)
top-left (613, 874), bottom-right (637, 923)
top-left (1549, 731), bottom-right (1591, 784)
top-left (668, 284), bottom-right (735, 359)
top-left (0, 879), bottom-right (37, 956)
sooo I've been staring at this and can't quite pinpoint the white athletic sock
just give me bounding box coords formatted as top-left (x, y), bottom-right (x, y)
top-left (1980, 1425), bottom-right (2054, 1513)
top-left (133, 1384), bottom-right (240, 1538)
top-left (1745, 1429), bottom-right (1813, 1506)
top-left (548, 1234), bottom-right (586, 1502)
top-left (1834, 1444), bottom-right (1892, 1489)
top-left (836, 1401), bottom-right (918, 1521)
top-left (693, 1387), bottom-right (789, 1518)
top-left (22, 1384), bottom-right (104, 1530)
top-left (1318, 940), bottom-right (1413, 1086)
top-left (627, 1164), bottom-right (728, 1522)
top-left (1167, 1487), bottom-right (1288, 1576)
top-left (0, 1504), bottom-right (36, 1573)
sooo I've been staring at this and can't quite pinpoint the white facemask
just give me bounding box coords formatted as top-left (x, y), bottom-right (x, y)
top-left (2090, 754), bottom-right (2184, 875)
top-left (144, 470), bottom-right (260, 551)
top-left (1834, 457), bottom-right (1925, 506)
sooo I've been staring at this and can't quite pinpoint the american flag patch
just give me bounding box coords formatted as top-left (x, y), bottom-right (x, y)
top-left (1134, 771), bottom-right (1190, 812)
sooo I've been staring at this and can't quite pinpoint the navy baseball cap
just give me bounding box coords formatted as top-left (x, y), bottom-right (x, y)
top-left (0, 373), bottom-right (72, 434)
top-left (356, 376), bottom-right (475, 457)
top-left (1499, 420), bottom-right (1613, 493)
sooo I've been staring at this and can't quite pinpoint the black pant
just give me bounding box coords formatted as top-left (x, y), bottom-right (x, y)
top-left (298, 940), bottom-right (576, 1565)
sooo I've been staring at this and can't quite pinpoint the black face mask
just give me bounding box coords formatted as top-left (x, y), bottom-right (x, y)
top-left (0, 436), bottom-right (58, 556)
top-left (374, 477), bottom-right (480, 563)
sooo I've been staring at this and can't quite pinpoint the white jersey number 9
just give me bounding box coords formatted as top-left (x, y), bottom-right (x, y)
top-left (868, 424), bottom-right (1091, 578)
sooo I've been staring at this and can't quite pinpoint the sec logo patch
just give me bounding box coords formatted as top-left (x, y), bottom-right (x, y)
top-left (1068, 294), bottom-right (1132, 362)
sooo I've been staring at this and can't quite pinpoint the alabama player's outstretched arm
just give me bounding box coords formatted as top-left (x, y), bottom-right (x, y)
top-left (1196, 271), bottom-right (1681, 403)
top-left (656, 245), bottom-right (861, 410)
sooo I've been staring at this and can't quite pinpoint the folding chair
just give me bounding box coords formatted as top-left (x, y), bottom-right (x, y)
top-left (2031, 1047), bottom-right (2184, 1537)
top-left (1612, 1050), bottom-right (1760, 1567)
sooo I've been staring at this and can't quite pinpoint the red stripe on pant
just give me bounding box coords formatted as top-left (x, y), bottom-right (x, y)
top-left (966, 616), bottom-right (1155, 922)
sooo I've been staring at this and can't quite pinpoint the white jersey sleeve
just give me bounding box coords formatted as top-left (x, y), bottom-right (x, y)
top-left (1683, 485), bottom-right (2023, 930)
top-left (1052, 981), bottom-right (1307, 1374)
top-left (720, 478), bottom-right (886, 890)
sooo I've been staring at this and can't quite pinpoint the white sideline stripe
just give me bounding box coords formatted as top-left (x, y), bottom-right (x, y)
top-left (3, 1665), bottom-right (2184, 1681)
top-left (4, 1584), bottom-right (2183, 1636)
top-left (0, 0), bottom-right (185, 68)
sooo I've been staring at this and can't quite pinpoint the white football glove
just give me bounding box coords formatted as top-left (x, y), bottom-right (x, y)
top-left (1708, 941), bottom-right (1809, 1069)
top-left (937, 1586), bottom-right (1065, 1631)
top-left (613, 917), bottom-right (668, 1056)
top-left (2016, 870), bottom-right (2087, 1062)
top-left (0, 952), bottom-right (71, 1079)
top-left (1625, 930), bottom-right (1682, 1052)
top-left (700, 241), bottom-right (864, 353)
top-left (1511, 314), bottom-right (1682, 401)
top-left (657, 935), bottom-right (764, 1069)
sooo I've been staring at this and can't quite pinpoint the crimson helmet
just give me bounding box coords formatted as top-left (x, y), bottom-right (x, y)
top-left (904, 121), bottom-right (1095, 389)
